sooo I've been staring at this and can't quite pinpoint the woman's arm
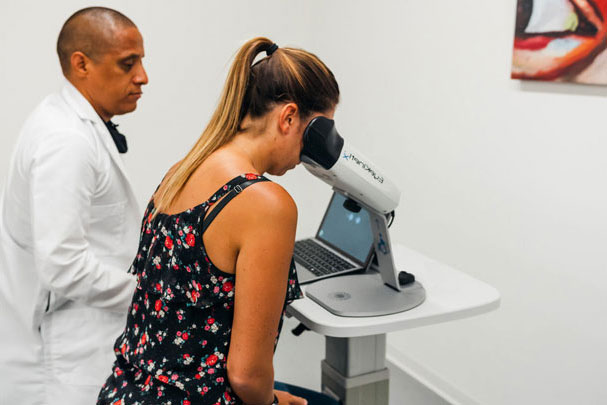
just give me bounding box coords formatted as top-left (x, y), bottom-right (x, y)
top-left (226, 183), bottom-right (297, 404)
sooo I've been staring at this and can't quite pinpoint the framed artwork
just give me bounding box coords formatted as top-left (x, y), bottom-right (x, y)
top-left (512, 0), bottom-right (607, 84)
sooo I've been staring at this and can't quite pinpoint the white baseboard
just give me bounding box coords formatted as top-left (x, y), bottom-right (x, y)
top-left (386, 344), bottom-right (479, 405)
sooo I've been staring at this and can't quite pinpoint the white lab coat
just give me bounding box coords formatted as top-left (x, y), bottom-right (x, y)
top-left (0, 81), bottom-right (141, 404)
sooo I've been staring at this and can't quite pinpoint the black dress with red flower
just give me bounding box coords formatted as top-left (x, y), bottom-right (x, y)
top-left (97, 174), bottom-right (302, 405)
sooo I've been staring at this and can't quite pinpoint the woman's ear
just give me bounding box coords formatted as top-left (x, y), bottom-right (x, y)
top-left (278, 103), bottom-right (299, 134)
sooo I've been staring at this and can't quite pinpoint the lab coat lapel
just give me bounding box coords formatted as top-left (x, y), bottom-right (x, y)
top-left (61, 82), bottom-right (139, 206)
top-left (94, 119), bottom-right (132, 185)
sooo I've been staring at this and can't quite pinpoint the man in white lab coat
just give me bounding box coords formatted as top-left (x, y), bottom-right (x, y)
top-left (0, 7), bottom-right (148, 404)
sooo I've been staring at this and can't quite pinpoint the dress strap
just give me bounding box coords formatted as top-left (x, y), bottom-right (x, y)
top-left (202, 175), bottom-right (269, 233)
top-left (206, 174), bottom-right (258, 205)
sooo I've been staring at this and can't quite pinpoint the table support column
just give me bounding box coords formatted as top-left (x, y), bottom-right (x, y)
top-left (321, 334), bottom-right (389, 405)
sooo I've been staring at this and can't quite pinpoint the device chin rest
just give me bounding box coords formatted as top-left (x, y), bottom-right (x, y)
top-left (301, 116), bottom-right (344, 170)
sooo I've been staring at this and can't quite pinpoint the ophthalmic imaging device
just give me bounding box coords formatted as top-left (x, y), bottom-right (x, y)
top-left (299, 117), bottom-right (425, 317)
top-left (287, 117), bottom-right (499, 405)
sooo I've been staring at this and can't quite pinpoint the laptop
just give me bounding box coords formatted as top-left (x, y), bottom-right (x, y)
top-left (294, 192), bottom-right (375, 284)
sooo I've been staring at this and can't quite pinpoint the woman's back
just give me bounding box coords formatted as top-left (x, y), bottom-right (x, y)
top-left (98, 171), bottom-right (302, 404)
top-left (156, 147), bottom-right (296, 274)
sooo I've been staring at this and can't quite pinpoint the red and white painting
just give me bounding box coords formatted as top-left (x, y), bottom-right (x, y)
top-left (512, 0), bottom-right (607, 84)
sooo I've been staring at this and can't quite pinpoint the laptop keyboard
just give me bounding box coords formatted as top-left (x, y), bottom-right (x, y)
top-left (294, 239), bottom-right (356, 277)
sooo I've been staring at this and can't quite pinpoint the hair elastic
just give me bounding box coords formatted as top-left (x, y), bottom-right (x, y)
top-left (266, 43), bottom-right (278, 56)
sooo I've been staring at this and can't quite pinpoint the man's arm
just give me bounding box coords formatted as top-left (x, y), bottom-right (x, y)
top-left (30, 130), bottom-right (137, 312)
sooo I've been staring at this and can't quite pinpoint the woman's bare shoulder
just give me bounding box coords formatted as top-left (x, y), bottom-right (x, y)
top-left (242, 180), bottom-right (297, 222)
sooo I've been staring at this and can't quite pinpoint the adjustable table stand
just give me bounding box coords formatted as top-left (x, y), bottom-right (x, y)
top-left (287, 243), bottom-right (500, 405)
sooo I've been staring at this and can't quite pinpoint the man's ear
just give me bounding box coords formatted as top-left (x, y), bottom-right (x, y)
top-left (278, 102), bottom-right (299, 134)
top-left (70, 51), bottom-right (90, 78)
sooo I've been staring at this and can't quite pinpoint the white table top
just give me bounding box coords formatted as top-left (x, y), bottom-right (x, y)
top-left (287, 243), bottom-right (500, 337)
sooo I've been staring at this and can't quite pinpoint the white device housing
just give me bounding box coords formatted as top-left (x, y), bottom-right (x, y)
top-left (302, 141), bottom-right (401, 215)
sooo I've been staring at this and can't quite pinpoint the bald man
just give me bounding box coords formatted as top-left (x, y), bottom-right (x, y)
top-left (0, 7), bottom-right (148, 404)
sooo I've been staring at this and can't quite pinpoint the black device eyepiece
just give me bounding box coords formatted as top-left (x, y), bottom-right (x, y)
top-left (301, 116), bottom-right (344, 170)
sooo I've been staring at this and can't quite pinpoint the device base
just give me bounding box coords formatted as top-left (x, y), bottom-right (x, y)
top-left (305, 272), bottom-right (426, 317)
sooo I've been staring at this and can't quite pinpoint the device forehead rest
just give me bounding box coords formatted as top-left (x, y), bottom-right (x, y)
top-left (301, 116), bottom-right (344, 170)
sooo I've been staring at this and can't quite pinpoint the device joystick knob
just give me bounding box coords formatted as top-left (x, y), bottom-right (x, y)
top-left (398, 271), bottom-right (415, 286)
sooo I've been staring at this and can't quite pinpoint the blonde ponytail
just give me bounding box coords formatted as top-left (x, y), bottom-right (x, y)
top-left (153, 37), bottom-right (339, 217)
top-left (153, 37), bottom-right (274, 216)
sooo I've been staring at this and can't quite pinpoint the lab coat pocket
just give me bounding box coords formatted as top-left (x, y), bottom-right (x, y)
top-left (89, 201), bottom-right (127, 254)
top-left (41, 307), bottom-right (125, 387)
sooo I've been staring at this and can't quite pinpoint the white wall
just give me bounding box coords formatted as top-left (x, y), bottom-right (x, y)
top-left (2, 1), bottom-right (607, 404)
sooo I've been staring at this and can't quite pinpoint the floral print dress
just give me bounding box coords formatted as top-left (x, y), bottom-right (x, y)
top-left (97, 174), bottom-right (302, 405)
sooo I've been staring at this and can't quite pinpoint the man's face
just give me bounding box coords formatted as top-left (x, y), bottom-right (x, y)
top-left (85, 26), bottom-right (148, 120)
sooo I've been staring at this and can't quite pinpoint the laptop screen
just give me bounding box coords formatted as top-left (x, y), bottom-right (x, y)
top-left (316, 192), bottom-right (373, 264)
